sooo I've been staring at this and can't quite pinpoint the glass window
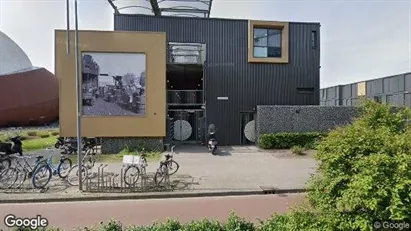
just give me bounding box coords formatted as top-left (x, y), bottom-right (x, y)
top-left (254, 28), bottom-right (268, 47)
top-left (311, 31), bottom-right (317, 49)
top-left (253, 27), bottom-right (282, 58)
top-left (267, 29), bottom-right (281, 47)
top-left (253, 47), bottom-right (267, 57)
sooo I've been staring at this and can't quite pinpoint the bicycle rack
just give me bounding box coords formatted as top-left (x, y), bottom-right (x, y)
top-left (80, 155), bottom-right (177, 193)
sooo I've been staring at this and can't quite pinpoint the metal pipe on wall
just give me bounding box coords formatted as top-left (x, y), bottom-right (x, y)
top-left (66, 0), bottom-right (70, 54)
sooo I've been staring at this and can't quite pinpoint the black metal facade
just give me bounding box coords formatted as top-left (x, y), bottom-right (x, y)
top-left (320, 72), bottom-right (411, 107)
top-left (114, 14), bottom-right (321, 145)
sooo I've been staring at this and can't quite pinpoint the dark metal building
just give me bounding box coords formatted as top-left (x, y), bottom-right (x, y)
top-left (320, 72), bottom-right (411, 107)
top-left (112, 14), bottom-right (321, 145)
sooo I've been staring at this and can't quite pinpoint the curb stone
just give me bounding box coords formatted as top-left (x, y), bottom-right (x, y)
top-left (0, 188), bottom-right (307, 204)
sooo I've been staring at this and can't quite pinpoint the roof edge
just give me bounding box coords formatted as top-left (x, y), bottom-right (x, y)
top-left (115, 13), bottom-right (321, 25)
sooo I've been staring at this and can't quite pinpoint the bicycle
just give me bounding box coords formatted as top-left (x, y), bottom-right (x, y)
top-left (36, 154), bottom-right (73, 178)
top-left (154, 148), bottom-right (179, 187)
top-left (166, 146), bottom-right (179, 175)
top-left (9, 154), bottom-right (72, 189)
top-left (3, 155), bottom-right (48, 189)
top-left (123, 151), bottom-right (148, 186)
top-left (66, 146), bottom-right (97, 186)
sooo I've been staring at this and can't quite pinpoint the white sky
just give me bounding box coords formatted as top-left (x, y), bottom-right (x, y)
top-left (83, 52), bottom-right (145, 86)
top-left (0, 0), bottom-right (410, 88)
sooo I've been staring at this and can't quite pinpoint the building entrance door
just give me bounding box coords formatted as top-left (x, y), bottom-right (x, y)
top-left (167, 109), bottom-right (205, 144)
top-left (240, 112), bottom-right (257, 145)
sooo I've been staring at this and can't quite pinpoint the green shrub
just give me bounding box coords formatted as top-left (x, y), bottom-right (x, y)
top-left (291, 145), bottom-right (305, 155)
top-left (39, 133), bottom-right (50, 138)
top-left (51, 131), bottom-right (60, 136)
top-left (305, 100), bottom-right (411, 230)
top-left (26, 131), bottom-right (37, 136)
top-left (182, 219), bottom-right (223, 231)
top-left (259, 132), bottom-right (325, 149)
top-left (19, 135), bottom-right (30, 141)
top-left (223, 212), bottom-right (256, 231)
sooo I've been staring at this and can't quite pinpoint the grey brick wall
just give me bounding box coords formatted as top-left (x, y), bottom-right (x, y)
top-left (101, 137), bottom-right (164, 154)
top-left (256, 105), bottom-right (360, 139)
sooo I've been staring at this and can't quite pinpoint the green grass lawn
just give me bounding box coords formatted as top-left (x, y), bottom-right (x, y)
top-left (1, 128), bottom-right (164, 163)
top-left (0, 128), bottom-right (60, 151)
top-left (23, 135), bottom-right (58, 151)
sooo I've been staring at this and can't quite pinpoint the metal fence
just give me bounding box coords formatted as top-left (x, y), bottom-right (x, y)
top-left (167, 90), bottom-right (204, 105)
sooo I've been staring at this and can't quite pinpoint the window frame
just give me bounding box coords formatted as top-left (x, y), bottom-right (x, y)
top-left (248, 20), bottom-right (289, 64)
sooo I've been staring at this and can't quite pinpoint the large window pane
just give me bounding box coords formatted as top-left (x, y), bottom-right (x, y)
top-left (254, 28), bottom-right (268, 47)
top-left (253, 47), bottom-right (267, 57)
top-left (267, 47), bottom-right (281, 58)
top-left (267, 29), bottom-right (281, 47)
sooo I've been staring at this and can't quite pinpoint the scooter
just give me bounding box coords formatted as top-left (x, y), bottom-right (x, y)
top-left (0, 136), bottom-right (23, 172)
top-left (0, 136), bottom-right (23, 156)
top-left (207, 124), bottom-right (218, 155)
top-left (54, 137), bottom-right (65, 149)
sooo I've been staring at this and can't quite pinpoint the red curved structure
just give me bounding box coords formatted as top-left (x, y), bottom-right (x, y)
top-left (0, 68), bottom-right (59, 127)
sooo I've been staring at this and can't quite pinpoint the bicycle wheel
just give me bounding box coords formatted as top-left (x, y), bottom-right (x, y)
top-left (0, 158), bottom-right (11, 174)
top-left (84, 154), bottom-right (96, 170)
top-left (57, 158), bottom-right (72, 179)
top-left (13, 168), bottom-right (28, 189)
top-left (0, 167), bottom-right (18, 189)
top-left (154, 164), bottom-right (167, 186)
top-left (168, 160), bottom-right (180, 175)
top-left (66, 164), bottom-right (87, 186)
top-left (32, 164), bottom-right (52, 189)
top-left (124, 165), bottom-right (140, 186)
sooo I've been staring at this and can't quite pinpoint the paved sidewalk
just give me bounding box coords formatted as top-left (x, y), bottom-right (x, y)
top-left (0, 146), bottom-right (317, 202)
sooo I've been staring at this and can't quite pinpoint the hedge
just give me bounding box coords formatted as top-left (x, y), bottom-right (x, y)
top-left (11, 212), bottom-right (295, 231)
top-left (258, 132), bottom-right (326, 149)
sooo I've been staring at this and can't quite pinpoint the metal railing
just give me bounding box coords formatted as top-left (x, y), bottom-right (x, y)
top-left (168, 42), bottom-right (206, 64)
top-left (167, 90), bottom-right (204, 105)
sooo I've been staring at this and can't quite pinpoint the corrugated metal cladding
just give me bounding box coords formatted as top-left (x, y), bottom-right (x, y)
top-left (115, 14), bottom-right (321, 145)
top-left (320, 72), bottom-right (411, 108)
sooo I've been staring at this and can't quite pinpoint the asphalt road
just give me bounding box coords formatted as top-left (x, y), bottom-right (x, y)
top-left (0, 194), bottom-right (305, 230)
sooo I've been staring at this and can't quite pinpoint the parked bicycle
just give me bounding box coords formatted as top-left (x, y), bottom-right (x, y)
top-left (59, 137), bottom-right (98, 155)
top-left (3, 154), bottom-right (72, 189)
top-left (154, 146), bottom-right (179, 186)
top-left (123, 151), bottom-right (148, 186)
top-left (66, 146), bottom-right (97, 186)
top-left (165, 146), bottom-right (179, 175)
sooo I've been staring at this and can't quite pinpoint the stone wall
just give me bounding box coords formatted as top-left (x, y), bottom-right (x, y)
top-left (101, 137), bottom-right (164, 154)
top-left (256, 105), bottom-right (360, 140)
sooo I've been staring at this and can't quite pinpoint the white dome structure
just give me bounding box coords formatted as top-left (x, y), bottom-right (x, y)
top-left (0, 30), bottom-right (59, 127)
top-left (0, 30), bottom-right (33, 76)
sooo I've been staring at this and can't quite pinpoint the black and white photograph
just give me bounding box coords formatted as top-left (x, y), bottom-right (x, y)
top-left (81, 52), bottom-right (146, 116)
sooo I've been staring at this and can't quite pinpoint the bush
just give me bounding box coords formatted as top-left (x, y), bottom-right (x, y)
top-left (39, 133), bottom-right (50, 138)
top-left (51, 131), bottom-right (60, 136)
top-left (12, 213), bottom-right (258, 231)
top-left (291, 145), bottom-right (305, 155)
top-left (305, 100), bottom-right (411, 230)
top-left (19, 135), bottom-right (30, 141)
top-left (258, 132), bottom-right (325, 149)
top-left (26, 131), bottom-right (37, 136)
